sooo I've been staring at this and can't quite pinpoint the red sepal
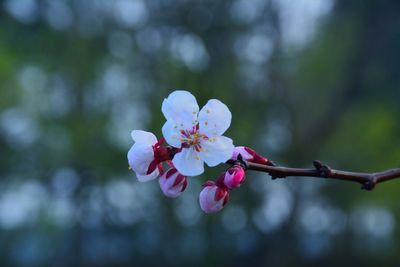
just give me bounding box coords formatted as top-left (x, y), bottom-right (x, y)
top-left (180, 179), bottom-right (188, 192)
top-left (173, 174), bottom-right (186, 186)
top-left (214, 187), bottom-right (228, 202)
top-left (244, 147), bottom-right (269, 165)
top-left (158, 163), bottom-right (164, 176)
top-left (154, 146), bottom-right (170, 163)
top-left (166, 168), bottom-right (178, 179)
top-left (202, 180), bottom-right (215, 187)
top-left (223, 193), bottom-right (229, 206)
top-left (155, 137), bottom-right (164, 147)
top-left (215, 173), bottom-right (228, 190)
top-left (146, 160), bottom-right (159, 175)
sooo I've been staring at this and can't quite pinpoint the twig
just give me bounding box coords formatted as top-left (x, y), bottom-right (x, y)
top-left (226, 159), bottom-right (400, 190)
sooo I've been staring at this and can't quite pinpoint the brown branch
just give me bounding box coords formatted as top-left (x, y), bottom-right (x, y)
top-left (227, 159), bottom-right (400, 191)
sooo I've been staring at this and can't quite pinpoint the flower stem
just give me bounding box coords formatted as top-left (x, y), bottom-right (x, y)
top-left (226, 159), bottom-right (400, 190)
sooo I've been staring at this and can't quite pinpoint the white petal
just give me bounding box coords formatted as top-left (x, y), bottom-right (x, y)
top-left (159, 172), bottom-right (177, 193)
top-left (199, 136), bottom-right (234, 167)
top-left (199, 186), bottom-right (224, 213)
top-left (198, 99), bottom-right (232, 137)
top-left (137, 169), bottom-right (159, 182)
top-left (162, 120), bottom-right (183, 148)
top-left (127, 143), bottom-right (154, 174)
top-left (130, 130), bottom-right (157, 145)
top-left (161, 90), bottom-right (199, 129)
top-left (159, 171), bottom-right (184, 198)
top-left (172, 148), bottom-right (204, 176)
top-left (231, 146), bottom-right (253, 161)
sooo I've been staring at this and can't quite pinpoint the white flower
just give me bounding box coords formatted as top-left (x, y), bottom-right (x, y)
top-left (127, 130), bottom-right (160, 182)
top-left (161, 90), bottom-right (234, 176)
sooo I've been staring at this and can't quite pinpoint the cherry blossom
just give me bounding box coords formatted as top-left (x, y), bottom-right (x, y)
top-left (127, 130), bottom-right (168, 182)
top-left (231, 146), bottom-right (269, 165)
top-left (199, 181), bottom-right (229, 214)
top-left (159, 168), bottom-right (188, 198)
top-left (223, 165), bottom-right (246, 189)
top-left (126, 91), bottom-right (400, 215)
top-left (161, 90), bottom-right (234, 176)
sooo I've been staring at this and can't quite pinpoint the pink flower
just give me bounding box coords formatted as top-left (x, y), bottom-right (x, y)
top-left (199, 181), bottom-right (229, 214)
top-left (223, 165), bottom-right (245, 189)
top-left (159, 168), bottom-right (188, 198)
top-left (231, 146), bottom-right (269, 165)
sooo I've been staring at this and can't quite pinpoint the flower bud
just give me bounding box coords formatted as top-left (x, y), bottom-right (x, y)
top-left (231, 146), bottom-right (269, 165)
top-left (223, 165), bottom-right (245, 189)
top-left (159, 168), bottom-right (187, 198)
top-left (199, 181), bottom-right (229, 214)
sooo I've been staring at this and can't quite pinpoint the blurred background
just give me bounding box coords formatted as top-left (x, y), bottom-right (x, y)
top-left (1, 0), bottom-right (400, 266)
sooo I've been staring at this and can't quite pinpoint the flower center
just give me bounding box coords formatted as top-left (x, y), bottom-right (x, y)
top-left (180, 126), bottom-right (208, 152)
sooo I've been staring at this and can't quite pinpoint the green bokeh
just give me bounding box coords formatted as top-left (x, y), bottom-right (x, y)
top-left (0, 0), bottom-right (399, 266)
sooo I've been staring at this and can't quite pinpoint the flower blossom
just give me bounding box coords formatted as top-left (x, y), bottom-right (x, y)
top-left (223, 165), bottom-right (246, 189)
top-left (127, 130), bottom-right (169, 182)
top-left (231, 146), bottom-right (269, 165)
top-left (161, 90), bottom-right (234, 176)
top-left (159, 168), bottom-right (188, 198)
top-left (199, 181), bottom-right (229, 214)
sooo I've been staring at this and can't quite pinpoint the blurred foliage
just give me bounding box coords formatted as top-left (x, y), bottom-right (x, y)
top-left (0, 0), bottom-right (400, 266)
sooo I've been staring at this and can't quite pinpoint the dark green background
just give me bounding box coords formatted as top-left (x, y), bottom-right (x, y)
top-left (0, 0), bottom-right (400, 266)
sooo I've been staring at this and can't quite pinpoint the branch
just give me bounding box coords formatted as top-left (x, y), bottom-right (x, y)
top-left (227, 159), bottom-right (400, 191)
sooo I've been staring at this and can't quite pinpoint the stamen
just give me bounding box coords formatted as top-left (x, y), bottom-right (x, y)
top-left (179, 125), bottom-right (209, 150)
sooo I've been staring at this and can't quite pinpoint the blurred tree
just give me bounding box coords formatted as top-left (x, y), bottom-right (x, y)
top-left (0, 0), bottom-right (399, 266)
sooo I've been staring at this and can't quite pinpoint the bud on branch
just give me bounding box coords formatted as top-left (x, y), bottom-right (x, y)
top-left (226, 158), bottom-right (400, 191)
top-left (127, 90), bottom-right (400, 214)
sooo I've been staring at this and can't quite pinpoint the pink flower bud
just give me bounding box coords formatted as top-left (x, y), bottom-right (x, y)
top-left (231, 146), bottom-right (269, 165)
top-left (159, 168), bottom-right (187, 198)
top-left (199, 181), bottom-right (229, 214)
top-left (223, 165), bottom-right (245, 189)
